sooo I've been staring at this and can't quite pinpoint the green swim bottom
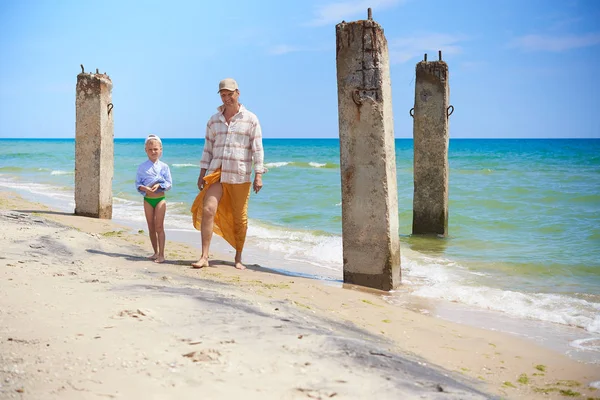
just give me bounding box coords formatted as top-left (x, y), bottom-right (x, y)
top-left (144, 196), bottom-right (165, 208)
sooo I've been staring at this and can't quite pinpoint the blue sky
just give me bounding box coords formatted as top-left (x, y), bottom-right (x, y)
top-left (1, 0), bottom-right (599, 139)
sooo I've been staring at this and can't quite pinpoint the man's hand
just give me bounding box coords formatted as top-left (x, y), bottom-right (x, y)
top-left (253, 174), bottom-right (263, 194)
top-left (198, 168), bottom-right (207, 191)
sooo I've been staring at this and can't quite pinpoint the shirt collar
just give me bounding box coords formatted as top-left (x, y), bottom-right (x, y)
top-left (217, 103), bottom-right (246, 115)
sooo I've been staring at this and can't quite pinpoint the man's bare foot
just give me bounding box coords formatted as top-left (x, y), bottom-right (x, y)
top-left (191, 257), bottom-right (209, 269)
top-left (149, 254), bottom-right (158, 260)
top-left (235, 261), bottom-right (246, 270)
top-left (154, 256), bottom-right (165, 264)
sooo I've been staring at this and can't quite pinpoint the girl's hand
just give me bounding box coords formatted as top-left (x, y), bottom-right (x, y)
top-left (151, 184), bottom-right (161, 192)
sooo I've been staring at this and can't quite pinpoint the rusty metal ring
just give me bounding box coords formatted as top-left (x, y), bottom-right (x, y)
top-left (107, 103), bottom-right (114, 115)
top-left (352, 90), bottom-right (362, 106)
top-left (409, 108), bottom-right (414, 118)
top-left (447, 105), bottom-right (454, 117)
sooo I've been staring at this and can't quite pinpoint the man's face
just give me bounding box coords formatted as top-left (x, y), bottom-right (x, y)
top-left (219, 89), bottom-right (239, 107)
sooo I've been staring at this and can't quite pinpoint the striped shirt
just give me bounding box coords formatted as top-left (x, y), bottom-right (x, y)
top-left (200, 104), bottom-right (266, 184)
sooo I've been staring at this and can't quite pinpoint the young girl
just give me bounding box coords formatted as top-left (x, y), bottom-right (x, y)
top-left (135, 134), bottom-right (172, 263)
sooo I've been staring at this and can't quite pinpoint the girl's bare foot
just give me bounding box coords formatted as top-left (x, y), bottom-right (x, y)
top-left (191, 257), bottom-right (209, 269)
top-left (235, 261), bottom-right (246, 270)
top-left (154, 256), bottom-right (165, 264)
top-left (149, 254), bottom-right (158, 260)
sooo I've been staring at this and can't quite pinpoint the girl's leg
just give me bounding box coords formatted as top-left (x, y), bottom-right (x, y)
top-left (153, 200), bottom-right (167, 263)
top-left (143, 200), bottom-right (158, 259)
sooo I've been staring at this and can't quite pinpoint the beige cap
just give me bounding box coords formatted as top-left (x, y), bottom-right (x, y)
top-left (218, 78), bottom-right (238, 92)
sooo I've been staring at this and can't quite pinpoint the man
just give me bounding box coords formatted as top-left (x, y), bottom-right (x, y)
top-left (190, 78), bottom-right (266, 270)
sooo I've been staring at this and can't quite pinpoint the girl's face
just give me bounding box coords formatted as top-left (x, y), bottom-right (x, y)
top-left (145, 140), bottom-right (162, 162)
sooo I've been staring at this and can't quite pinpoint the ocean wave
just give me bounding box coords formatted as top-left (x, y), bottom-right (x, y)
top-left (0, 166), bottom-right (25, 172)
top-left (570, 337), bottom-right (600, 353)
top-left (264, 161), bottom-right (338, 169)
top-left (409, 278), bottom-right (600, 334)
top-left (113, 196), bottom-right (140, 206)
top-left (265, 162), bottom-right (291, 168)
top-left (0, 177), bottom-right (74, 212)
top-left (246, 223), bottom-right (343, 270)
top-left (172, 163), bottom-right (198, 168)
top-left (51, 170), bottom-right (73, 175)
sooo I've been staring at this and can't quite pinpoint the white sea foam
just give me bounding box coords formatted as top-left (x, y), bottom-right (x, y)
top-left (262, 161), bottom-right (328, 169)
top-left (172, 163), bottom-right (197, 168)
top-left (408, 272), bottom-right (600, 333)
top-left (0, 176), bottom-right (74, 211)
top-left (265, 162), bottom-right (290, 168)
top-left (50, 170), bottom-right (73, 175)
top-left (570, 337), bottom-right (600, 352)
top-left (246, 223), bottom-right (343, 272)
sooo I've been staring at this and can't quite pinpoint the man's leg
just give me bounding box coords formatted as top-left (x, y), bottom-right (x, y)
top-left (143, 200), bottom-right (158, 259)
top-left (192, 182), bottom-right (223, 268)
top-left (229, 183), bottom-right (251, 270)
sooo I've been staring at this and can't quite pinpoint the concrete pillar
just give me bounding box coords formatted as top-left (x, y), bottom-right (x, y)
top-left (75, 65), bottom-right (114, 219)
top-left (335, 10), bottom-right (401, 291)
top-left (412, 52), bottom-right (451, 236)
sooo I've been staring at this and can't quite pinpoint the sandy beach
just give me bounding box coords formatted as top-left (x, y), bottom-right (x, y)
top-left (0, 189), bottom-right (598, 399)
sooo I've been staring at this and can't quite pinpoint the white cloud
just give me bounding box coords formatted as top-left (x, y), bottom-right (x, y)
top-left (462, 61), bottom-right (488, 70)
top-left (389, 33), bottom-right (467, 64)
top-left (509, 32), bottom-right (600, 52)
top-left (267, 43), bottom-right (333, 56)
top-left (308, 0), bottom-right (403, 27)
top-left (268, 45), bottom-right (302, 55)
top-left (547, 16), bottom-right (584, 31)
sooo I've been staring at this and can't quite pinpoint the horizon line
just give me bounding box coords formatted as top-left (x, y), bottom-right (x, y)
top-left (1, 137), bottom-right (599, 140)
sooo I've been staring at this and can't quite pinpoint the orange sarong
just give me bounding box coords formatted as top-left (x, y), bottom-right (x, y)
top-left (190, 169), bottom-right (251, 252)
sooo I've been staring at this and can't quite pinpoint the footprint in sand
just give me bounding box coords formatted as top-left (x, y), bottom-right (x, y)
top-left (114, 309), bottom-right (153, 320)
top-left (182, 349), bottom-right (221, 362)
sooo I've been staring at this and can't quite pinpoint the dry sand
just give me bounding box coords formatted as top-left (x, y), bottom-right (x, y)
top-left (1, 190), bottom-right (598, 399)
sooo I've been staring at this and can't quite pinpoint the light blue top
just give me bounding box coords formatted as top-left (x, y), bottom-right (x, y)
top-left (135, 159), bottom-right (172, 196)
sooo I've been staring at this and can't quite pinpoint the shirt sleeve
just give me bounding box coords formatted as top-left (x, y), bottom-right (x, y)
top-left (200, 122), bottom-right (214, 170)
top-left (251, 118), bottom-right (267, 174)
top-left (160, 164), bottom-right (172, 191)
top-left (135, 165), bottom-right (146, 195)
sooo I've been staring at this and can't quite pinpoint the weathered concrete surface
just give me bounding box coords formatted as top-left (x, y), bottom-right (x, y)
top-left (336, 17), bottom-right (401, 291)
top-left (412, 60), bottom-right (450, 236)
top-left (75, 71), bottom-right (114, 219)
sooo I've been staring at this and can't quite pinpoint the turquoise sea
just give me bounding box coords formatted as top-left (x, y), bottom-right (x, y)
top-left (1, 138), bottom-right (599, 362)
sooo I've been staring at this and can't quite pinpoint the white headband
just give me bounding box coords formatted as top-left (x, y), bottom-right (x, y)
top-left (145, 134), bottom-right (162, 145)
